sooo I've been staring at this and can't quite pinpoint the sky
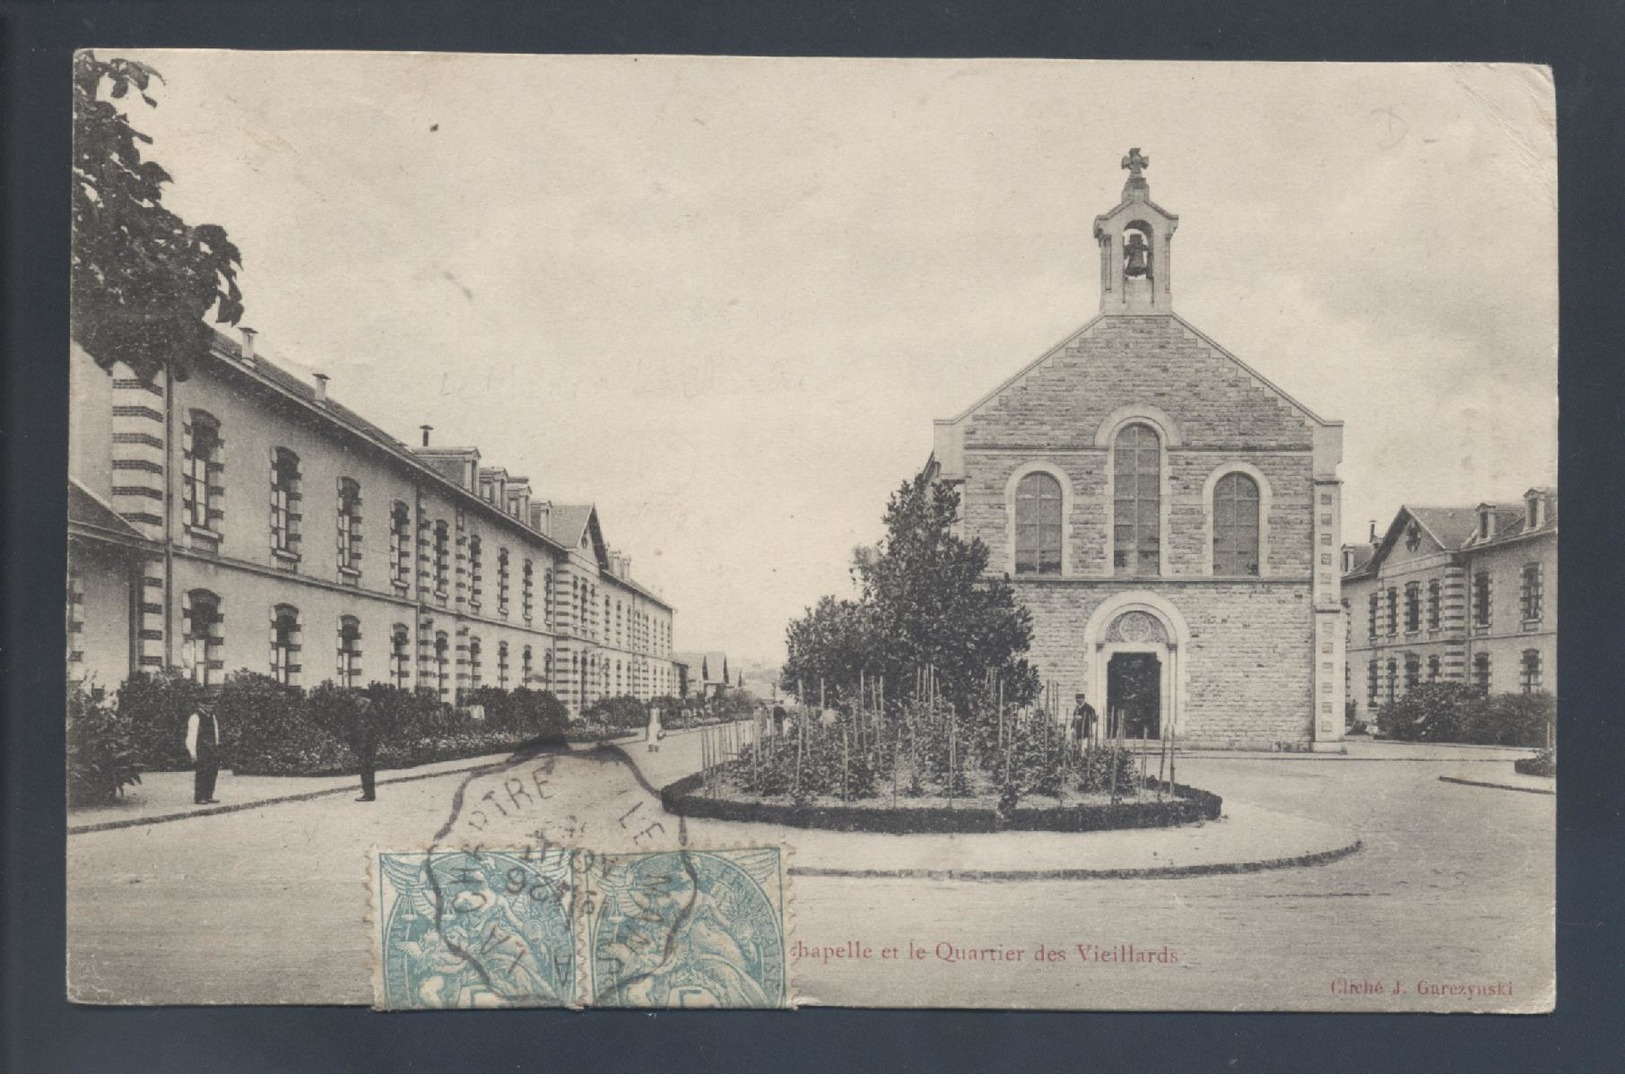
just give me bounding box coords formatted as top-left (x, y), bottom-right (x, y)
top-left (100, 53), bottom-right (1558, 665)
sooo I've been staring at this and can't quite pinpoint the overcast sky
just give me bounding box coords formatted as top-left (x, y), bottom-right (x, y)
top-left (104, 54), bottom-right (1557, 665)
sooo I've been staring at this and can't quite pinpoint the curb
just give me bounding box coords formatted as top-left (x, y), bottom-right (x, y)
top-left (1437, 775), bottom-right (1555, 797)
top-left (788, 838), bottom-right (1364, 882)
top-left (67, 745), bottom-right (589, 836)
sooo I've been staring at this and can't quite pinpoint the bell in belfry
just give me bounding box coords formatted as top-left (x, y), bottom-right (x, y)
top-left (1123, 231), bottom-right (1152, 278)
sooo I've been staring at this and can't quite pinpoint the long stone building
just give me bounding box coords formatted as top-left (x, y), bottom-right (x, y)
top-left (67, 327), bottom-right (678, 714)
top-left (1342, 489), bottom-right (1557, 725)
top-left (926, 151), bottom-right (1346, 750)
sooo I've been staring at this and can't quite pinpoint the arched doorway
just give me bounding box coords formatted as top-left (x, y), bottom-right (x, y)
top-left (1082, 593), bottom-right (1188, 744)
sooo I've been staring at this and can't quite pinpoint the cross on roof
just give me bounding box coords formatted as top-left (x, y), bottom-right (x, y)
top-left (1121, 147), bottom-right (1150, 178)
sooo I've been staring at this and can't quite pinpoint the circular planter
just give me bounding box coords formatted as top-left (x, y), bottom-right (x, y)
top-left (660, 773), bottom-right (1222, 834)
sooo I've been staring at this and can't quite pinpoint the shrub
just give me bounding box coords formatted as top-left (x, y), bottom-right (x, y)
top-left (1380, 685), bottom-right (1554, 746)
top-left (67, 680), bottom-right (142, 806)
top-left (223, 671), bottom-right (351, 776)
top-left (504, 687), bottom-right (569, 741)
top-left (116, 667), bottom-right (203, 770)
top-left (580, 694), bottom-right (649, 731)
top-left (1515, 748), bottom-right (1555, 777)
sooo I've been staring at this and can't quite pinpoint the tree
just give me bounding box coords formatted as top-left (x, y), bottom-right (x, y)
top-left (72, 51), bottom-right (244, 384)
top-left (781, 469), bottom-right (1038, 715)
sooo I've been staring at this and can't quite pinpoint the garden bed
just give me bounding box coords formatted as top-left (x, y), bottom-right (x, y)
top-left (661, 772), bottom-right (1221, 833)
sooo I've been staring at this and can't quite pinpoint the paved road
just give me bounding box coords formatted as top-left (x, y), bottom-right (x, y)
top-left (66, 732), bottom-right (1552, 1011)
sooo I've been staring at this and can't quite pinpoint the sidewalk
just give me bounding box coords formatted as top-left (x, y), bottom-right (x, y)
top-left (67, 750), bottom-right (538, 835)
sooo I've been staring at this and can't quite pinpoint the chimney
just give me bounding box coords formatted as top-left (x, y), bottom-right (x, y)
top-left (1368, 520), bottom-right (1377, 544)
top-left (239, 327), bottom-right (258, 364)
top-left (620, 555), bottom-right (632, 579)
top-left (420, 425), bottom-right (433, 447)
top-left (313, 373), bottom-right (329, 404)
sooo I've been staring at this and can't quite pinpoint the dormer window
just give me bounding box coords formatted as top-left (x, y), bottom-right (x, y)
top-left (1526, 493), bottom-right (1544, 529)
top-left (1478, 506), bottom-right (1497, 541)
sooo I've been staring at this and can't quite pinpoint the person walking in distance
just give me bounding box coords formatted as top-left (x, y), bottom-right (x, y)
top-left (353, 697), bottom-right (380, 802)
top-left (185, 692), bottom-right (223, 805)
top-left (646, 702), bottom-right (663, 753)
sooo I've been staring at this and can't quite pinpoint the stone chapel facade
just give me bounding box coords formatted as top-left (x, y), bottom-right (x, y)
top-left (926, 151), bottom-right (1346, 750)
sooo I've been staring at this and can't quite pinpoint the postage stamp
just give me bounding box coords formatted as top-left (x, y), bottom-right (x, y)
top-left (372, 847), bottom-right (577, 1010)
top-left (370, 845), bottom-right (791, 1009)
top-left (581, 847), bottom-right (791, 1009)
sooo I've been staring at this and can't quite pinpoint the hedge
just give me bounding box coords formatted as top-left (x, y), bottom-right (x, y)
top-left (105, 668), bottom-right (570, 778)
top-left (660, 772), bottom-right (1221, 834)
top-left (1514, 749), bottom-right (1556, 778)
top-left (1377, 685), bottom-right (1554, 747)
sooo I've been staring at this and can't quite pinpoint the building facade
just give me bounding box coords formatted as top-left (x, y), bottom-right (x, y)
top-left (927, 152), bottom-right (1346, 750)
top-left (67, 328), bottom-right (679, 714)
top-left (1342, 489), bottom-right (1557, 725)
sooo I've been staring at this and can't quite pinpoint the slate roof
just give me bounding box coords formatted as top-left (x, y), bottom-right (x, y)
top-left (1346, 489), bottom-right (1558, 580)
top-left (546, 505), bottom-right (595, 548)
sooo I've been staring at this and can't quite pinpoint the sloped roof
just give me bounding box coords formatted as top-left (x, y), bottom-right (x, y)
top-left (546, 504), bottom-right (595, 548)
top-left (68, 478), bottom-right (151, 545)
top-left (942, 310), bottom-right (1335, 429)
top-left (1405, 506), bottom-right (1482, 552)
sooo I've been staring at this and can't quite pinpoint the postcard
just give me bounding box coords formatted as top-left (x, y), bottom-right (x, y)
top-left (66, 53), bottom-right (1555, 1010)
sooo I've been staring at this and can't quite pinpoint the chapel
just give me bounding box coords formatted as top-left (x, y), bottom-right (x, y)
top-left (927, 150), bottom-right (1346, 749)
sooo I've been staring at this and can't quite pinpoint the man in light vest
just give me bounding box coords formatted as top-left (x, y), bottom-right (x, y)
top-left (185, 692), bottom-right (223, 805)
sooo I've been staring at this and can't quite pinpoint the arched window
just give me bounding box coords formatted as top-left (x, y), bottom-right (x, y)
top-left (1473, 652), bottom-right (1492, 692)
top-left (337, 478), bottom-right (363, 575)
top-left (1426, 655), bottom-right (1441, 683)
top-left (543, 568), bottom-right (554, 629)
top-left (271, 604), bottom-right (302, 686)
top-left (1113, 423), bottom-right (1161, 576)
top-left (1519, 650), bottom-right (1542, 693)
top-left (522, 560), bottom-right (534, 624)
top-left (468, 535), bottom-right (484, 609)
top-left (337, 616), bottom-right (362, 687)
top-left (270, 449), bottom-right (302, 557)
top-left (498, 641), bottom-right (510, 688)
top-left (1014, 472), bottom-right (1063, 575)
top-left (390, 624), bottom-right (411, 689)
top-left (522, 645), bottom-right (533, 685)
top-left (184, 589), bottom-right (223, 686)
top-left (1211, 472), bottom-right (1260, 576)
top-left (183, 411), bottom-right (223, 532)
top-left (468, 636), bottom-right (483, 691)
top-left (497, 548), bottom-right (510, 614)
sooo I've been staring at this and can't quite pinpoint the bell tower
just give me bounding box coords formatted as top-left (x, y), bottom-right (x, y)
top-left (1092, 148), bottom-right (1179, 312)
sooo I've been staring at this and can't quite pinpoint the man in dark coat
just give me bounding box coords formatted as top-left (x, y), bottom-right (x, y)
top-left (1071, 693), bottom-right (1098, 749)
top-left (185, 694), bottom-right (222, 804)
top-left (353, 697), bottom-right (380, 802)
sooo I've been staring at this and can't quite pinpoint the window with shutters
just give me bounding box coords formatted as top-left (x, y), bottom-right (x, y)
top-left (1112, 424), bottom-right (1161, 576)
top-left (468, 535), bottom-right (483, 610)
top-left (271, 604), bottom-right (302, 686)
top-left (1520, 563), bottom-right (1543, 624)
top-left (434, 631), bottom-right (450, 699)
top-left (337, 615), bottom-right (362, 687)
top-left (390, 502), bottom-right (412, 588)
top-left (498, 548), bottom-right (510, 615)
top-left (1472, 571), bottom-right (1492, 627)
top-left (337, 478), bottom-right (363, 577)
top-left (433, 521), bottom-right (450, 599)
top-left (183, 411), bottom-right (224, 535)
top-left (1426, 579), bottom-right (1441, 630)
top-left (184, 589), bottom-right (224, 686)
top-left (1520, 650), bottom-right (1542, 693)
top-left (1212, 472), bottom-right (1261, 576)
top-left (270, 449), bottom-right (302, 559)
top-left (1014, 471), bottom-right (1063, 574)
top-left (522, 560), bottom-right (534, 624)
top-left (390, 623), bottom-right (411, 688)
